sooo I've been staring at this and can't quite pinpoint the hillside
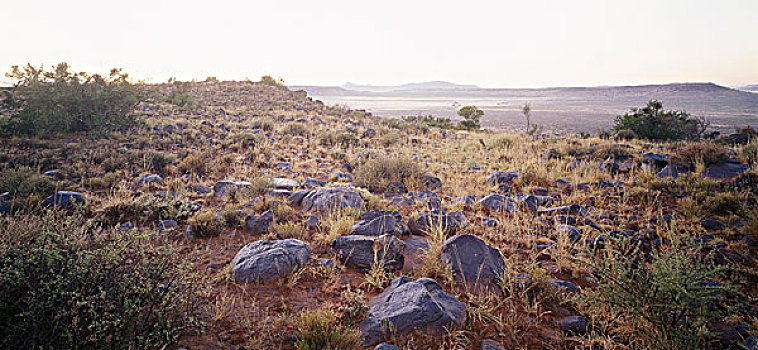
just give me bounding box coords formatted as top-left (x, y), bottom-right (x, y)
top-left (1, 80), bottom-right (757, 349)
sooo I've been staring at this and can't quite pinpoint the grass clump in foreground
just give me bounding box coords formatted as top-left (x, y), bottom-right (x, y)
top-left (0, 212), bottom-right (203, 349)
top-left (354, 156), bottom-right (424, 193)
top-left (294, 308), bottom-right (361, 350)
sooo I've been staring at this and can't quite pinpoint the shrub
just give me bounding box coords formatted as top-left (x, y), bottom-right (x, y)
top-left (700, 192), bottom-right (744, 216)
top-left (177, 153), bottom-right (208, 176)
top-left (670, 142), bottom-right (728, 168)
top-left (98, 193), bottom-right (197, 226)
top-left (742, 144), bottom-right (758, 164)
top-left (143, 151), bottom-right (176, 175)
top-left (612, 100), bottom-right (708, 141)
top-left (457, 106), bottom-right (483, 130)
top-left (579, 232), bottom-right (737, 349)
top-left (0, 212), bottom-right (202, 349)
top-left (188, 210), bottom-right (224, 238)
top-left (613, 128), bottom-right (637, 141)
top-left (355, 156), bottom-right (424, 193)
top-left (294, 309), bottom-right (361, 350)
top-left (251, 118), bottom-right (274, 131)
top-left (0, 166), bottom-right (54, 200)
top-left (2, 63), bottom-right (143, 136)
top-left (283, 123), bottom-right (309, 137)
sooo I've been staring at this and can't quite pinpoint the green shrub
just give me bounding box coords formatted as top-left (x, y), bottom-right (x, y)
top-left (0, 166), bottom-right (54, 200)
top-left (355, 156), bottom-right (424, 193)
top-left (457, 106), bottom-right (483, 130)
top-left (613, 128), bottom-right (637, 141)
top-left (294, 309), bottom-right (361, 350)
top-left (579, 231), bottom-right (737, 349)
top-left (0, 212), bottom-right (202, 349)
top-left (2, 62), bottom-right (144, 136)
top-left (612, 100), bottom-right (708, 141)
top-left (700, 192), bottom-right (744, 216)
top-left (98, 194), bottom-right (196, 225)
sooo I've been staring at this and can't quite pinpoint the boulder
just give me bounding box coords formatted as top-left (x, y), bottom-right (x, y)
top-left (702, 161), bottom-right (750, 180)
top-left (271, 177), bottom-right (299, 190)
top-left (214, 180), bottom-right (252, 197)
top-left (135, 173), bottom-right (164, 187)
top-left (304, 177), bottom-right (326, 188)
top-left (331, 234), bottom-right (405, 271)
top-left (657, 164), bottom-right (688, 179)
top-left (386, 182), bottom-right (408, 194)
top-left (642, 152), bottom-right (669, 169)
top-left (305, 215), bottom-right (320, 231)
top-left (408, 211), bottom-right (466, 236)
top-left (405, 190), bottom-right (442, 210)
top-left (418, 175), bottom-right (442, 190)
top-left (287, 189), bottom-right (311, 207)
top-left (41, 191), bottom-right (85, 210)
top-left (485, 171), bottom-right (520, 186)
top-left (557, 316), bottom-right (587, 334)
top-left (352, 210), bottom-right (409, 236)
top-left (300, 187), bottom-right (365, 215)
top-left (245, 210), bottom-right (274, 235)
top-left (479, 194), bottom-right (517, 213)
top-left (556, 224), bottom-right (583, 243)
top-left (359, 276), bottom-right (466, 346)
top-left (481, 339), bottom-right (505, 350)
top-left (539, 204), bottom-right (587, 216)
top-left (440, 234), bottom-right (505, 293)
top-left (727, 133), bottom-right (751, 145)
top-left (451, 195), bottom-right (478, 206)
top-left (701, 218), bottom-right (726, 231)
top-left (230, 239), bottom-right (311, 284)
top-left (402, 235), bottom-right (430, 272)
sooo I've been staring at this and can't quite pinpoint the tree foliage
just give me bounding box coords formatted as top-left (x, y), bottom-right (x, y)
top-left (457, 105), bottom-right (483, 130)
top-left (613, 100), bottom-right (708, 141)
top-left (1, 62), bottom-right (144, 136)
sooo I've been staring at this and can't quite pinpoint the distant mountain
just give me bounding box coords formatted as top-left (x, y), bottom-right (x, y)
top-left (738, 84), bottom-right (758, 92)
top-left (341, 81), bottom-right (480, 92)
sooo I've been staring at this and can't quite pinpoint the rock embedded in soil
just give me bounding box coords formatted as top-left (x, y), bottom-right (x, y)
top-left (41, 191), bottom-right (85, 210)
top-left (359, 276), bottom-right (466, 346)
top-left (702, 161), bottom-right (750, 180)
top-left (135, 173), bottom-right (164, 187)
top-left (485, 171), bottom-right (520, 186)
top-left (331, 234), bottom-right (405, 271)
top-left (479, 194), bottom-right (517, 213)
top-left (213, 180), bottom-right (252, 197)
top-left (557, 315), bottom-right (587, 334)
top-left (352, 210), bottom-right (409, 236)
top-left (440, 234), bottom-right (506, 293)
top-left (481, 339), bottom-right (505, 350)
top-left (230, 239), bottom-right (311, 284)
top-left (245, 210), bottom-right (274, 235)
top-left (407, 211), bottom-right (466, 236)
top-left (300, 187), bottom-right (365, 215)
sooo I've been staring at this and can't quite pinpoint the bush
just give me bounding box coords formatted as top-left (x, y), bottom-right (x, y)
top-left (580, 232), bottom-right (737, 349)
top-left (0, 212), bottom-right (202, 349)
top-left (294, 309), bottom-right (361, 350)
top-left (98, 194), bottom-right (197, 226)
top-left (355, 156), bottom-right (424, 193)
top-left (613, 100), bottom-right (708, 141)
top-left (700, 192), bottom-right (744, 216)
top-left (2, 63), bottom-right (144, 136)
top-left (457, 106), bottom-right (483, 130)
top-left (613, 128), bottom-right (637, 141)
top-left (0, 166), bottom-right (54, 201)
top-left (670, 142), bottom-right (727, 168)
top-left (188, 209), bottom-right (224, 238)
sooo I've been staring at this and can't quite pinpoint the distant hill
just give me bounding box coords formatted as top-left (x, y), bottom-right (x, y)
top-left (738, 84), bottom-right (758, 92)
top-left (340, 81), bottom-right (480, 92)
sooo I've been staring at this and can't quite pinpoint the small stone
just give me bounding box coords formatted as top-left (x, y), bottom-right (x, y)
top-left (557, 316), bottom-right (587, 334)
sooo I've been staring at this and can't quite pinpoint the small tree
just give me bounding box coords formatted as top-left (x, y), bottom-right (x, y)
top-left (457, 105), bottom-right (483, 130)
top-left (521, 102), bottom-right (539, 135)
top-left (613, 100), bottom-right (708, 141)
top-left (2, 63), bottom-right (143, 136)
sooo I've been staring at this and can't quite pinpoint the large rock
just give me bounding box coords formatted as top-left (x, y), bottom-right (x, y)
top-left (402, 235), bottom-right (430, 272)
top-left (41, 191), bottom-right (85, 210)
top-left (479, 194), bottom-right (517, 213)
top-left (331, 234), bottom-right (405, 271)
top-left (642, 152), bottom-right (669, 169)
top-left (440, 234), bottom-right (505, 293)
top-left (214, 180), bottom-right (252, 197)
top-left (405, 190), bottom-right (441, 210)
top-left (352, 210), bottom-right (409, 236)
top-left (300, 187), bottom-right (364, 214)
top-left (702, 161), bottom-right (750, 180)
top-left (418, 175), bottom-right (442, 190)
top-left (271, 177), bottom-right (299, 190)
top-left (727, 133), bottom-right (751, 145)
top-left (485, 171), bottom-right (520, 186)
top-left (656, 164), bottom-right (688, 179)
top-left (360, 276), bottom-right (466, 346)
top-left (230, 239), bottom-right (311, 284)
top-left (408, 211), bottom-right (466, 236)
top-left (245, 210), bottom-right (274, 235)
top-left (135, 173), bottom-right (164, 187)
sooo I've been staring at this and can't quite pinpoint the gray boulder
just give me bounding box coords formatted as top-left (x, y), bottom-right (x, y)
top-left (485, 171), bottom-right (520, 186)
top-left (557, 315), bottom-right (587, 334)
top-left (418, 175), bottom-right (442, 190)
top-left (301, 187), bottom-right (364, 214)
top-left (441, 234), bottom-right (505, 293)
top-left (135, 173), bottom-right (164, 187)
top-left (702, 161), bottom-right (750, 180)
top-left (352, 210), bottom-right (409, 236)
top-left (271, 177), bottom-right (299, 190)
top-left (41, 191), bottom-right (85, 210)
top-left (214, 180), bottom-right (252, 197)
top-left (245, 210), bottom-right (274, 235)
top-left (331, 234), bottom-right (405, 271)
top-left (479, 194), bottom-right (517, 213)
top-left (360, 276), bottom-right (466, 346)
top-left (230, 239), bottom-right (311, 284)
top-left (408, 211), bottom-right (466, 236)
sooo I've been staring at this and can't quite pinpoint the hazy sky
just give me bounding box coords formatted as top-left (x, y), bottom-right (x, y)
top-left (2, 0), bottom-right (757, 87)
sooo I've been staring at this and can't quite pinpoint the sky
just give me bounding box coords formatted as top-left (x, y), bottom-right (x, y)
top-left (2, 0), bottom-right (757, 88)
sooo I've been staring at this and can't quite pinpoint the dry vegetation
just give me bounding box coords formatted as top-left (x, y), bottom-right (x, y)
top-left (1, 80), bottom-right (757, 349)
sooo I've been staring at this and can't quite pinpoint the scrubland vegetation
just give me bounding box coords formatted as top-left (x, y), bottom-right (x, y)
top-left (0, 64), bottom-right (756, 349)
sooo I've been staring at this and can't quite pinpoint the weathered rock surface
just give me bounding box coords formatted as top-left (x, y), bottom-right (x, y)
top-left (41, 191), bottom-right (85, 210)
top-left (331, 234), bottom-right (405, 271)
top-left (352, 210), bottom-right (409, 236)
top-left (360, 276), bottom-right (466, 346)
top-left (231, 239), bottom-right (311, 284)
top-left (408, 211), bottom-right (466, 236)
top-left (441, 234), bottom-right (505, 293)
top-left (300, 187), bottom-right (364, 214)
top-left (245, 210), bottom-right (274, 235)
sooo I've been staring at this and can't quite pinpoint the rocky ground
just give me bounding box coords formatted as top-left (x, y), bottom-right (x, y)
top-left (1, 80), bottom-right (757, 349)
